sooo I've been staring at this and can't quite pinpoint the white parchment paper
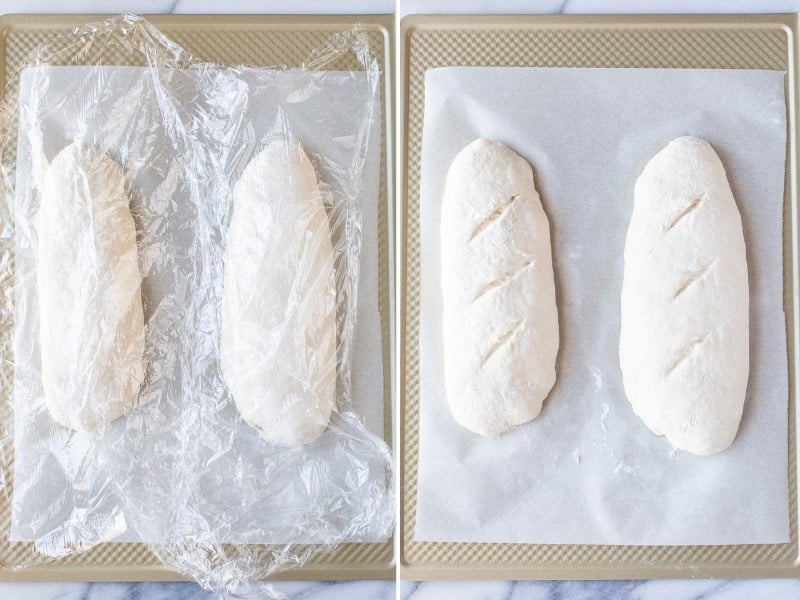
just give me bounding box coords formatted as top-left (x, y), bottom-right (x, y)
top-left (415, 67), bottom-right (789, 545)
top-left (11, 66), bottom-right (385, 545)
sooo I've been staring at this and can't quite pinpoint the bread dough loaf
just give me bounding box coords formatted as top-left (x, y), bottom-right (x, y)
top-left (619, 136), bottom-right (749, 456)
top-left (441, 138), bottom-right (559, 437)
top-left (37, 143), bottom-right (145, 431)
top-left (220, 140), bottom-right (336, 447)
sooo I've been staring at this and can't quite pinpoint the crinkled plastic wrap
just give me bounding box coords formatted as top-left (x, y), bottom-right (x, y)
top-left (0, 14), bottom-right (392, 595)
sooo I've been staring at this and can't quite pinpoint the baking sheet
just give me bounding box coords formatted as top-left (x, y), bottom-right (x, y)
top-left (414, 66), bottom-right (789, 546)
top-left (11, 65), bottom-right (384, 546)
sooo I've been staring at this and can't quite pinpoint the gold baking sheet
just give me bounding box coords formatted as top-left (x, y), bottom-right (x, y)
top-left (400, 13), bottom-right (799, 580)
top-left (0, 12), bottom-right (394, 582)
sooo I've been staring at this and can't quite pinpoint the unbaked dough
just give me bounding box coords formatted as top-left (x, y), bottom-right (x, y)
top-left (440, 138), bottom-right (559, 437)
top-left (619, 136), bottom-right (749, 456)
top-left (220, 139), bottom-right (336, 447)
top-left (37, 142), bottom-right (145, 431)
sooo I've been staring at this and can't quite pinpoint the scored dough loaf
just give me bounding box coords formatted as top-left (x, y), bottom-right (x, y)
top-left (441, 138), bottom-right (559, 437)
top-left (619, 136), bottom-right (749, 456)
top-left (220, 139), bottom-right (336, 447)
top-left (37, 142), bottom-right (145, 431)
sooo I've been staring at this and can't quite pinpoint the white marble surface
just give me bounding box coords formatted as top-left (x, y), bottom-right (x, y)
top-left (401, 580), bottom-right (800, 599)
top-left (2, 1), bottom-right (800, 599)
top-left (399, 0), bottom-right (800, 17)
top-left (1, 0), bottom-right (395, 14)
top-left (0, 580), bottom-right (395, 599)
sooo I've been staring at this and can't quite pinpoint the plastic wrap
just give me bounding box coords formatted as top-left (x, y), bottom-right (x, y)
top-left (0, 14), bottom-right (392, 596)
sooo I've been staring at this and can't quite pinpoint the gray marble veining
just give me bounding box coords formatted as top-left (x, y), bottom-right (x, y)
top-left (401, 579), bottom-right (800, 600)
top-left (0, 580), bottom-right (396, 599)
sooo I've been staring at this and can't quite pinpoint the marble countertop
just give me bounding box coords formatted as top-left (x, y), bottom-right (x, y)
top-left (3, 0), bottom-right (800, 598)
top-left (402, 580), bottom-right (800, 599)
top-left (2, 579), bottom-right (800, 600)
top-left (0, 581), bottom-right (394, 600)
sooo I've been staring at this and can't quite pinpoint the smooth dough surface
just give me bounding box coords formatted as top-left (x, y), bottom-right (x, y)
top-left (37, 142), bottom-right (145, 431)
top-left (220, 139), bottom-right (336, 447)
top-left (619, 136), bottom-right (749, 456)
top-left (441, 138), bottom-right (559, 437)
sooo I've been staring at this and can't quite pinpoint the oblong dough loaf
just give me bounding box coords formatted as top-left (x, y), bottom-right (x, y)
top-left (220, 140), bottom-right (336, 447)
top-left (619, 136), bottom-right (749, 456)
top-left (441, 138), bottom-right (559, 437)
top-left (37, 142), bottom-right (145, 431)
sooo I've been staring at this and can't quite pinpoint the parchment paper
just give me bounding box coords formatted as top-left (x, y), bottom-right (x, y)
top-left (11, 66), bottom-right (385, 545)
top-left (415, 67), bottom-right (789, 545)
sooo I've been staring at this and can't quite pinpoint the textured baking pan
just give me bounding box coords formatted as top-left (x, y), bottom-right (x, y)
top-left (0, 13), bottom-right (394, 582)
top-left (400, 13), bottom-right (800, 580)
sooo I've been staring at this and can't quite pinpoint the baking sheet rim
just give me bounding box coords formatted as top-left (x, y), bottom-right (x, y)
top-left (0, 12), bottom-right (396, 583)
top-left (399, 12), bottom-right (800, 580)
